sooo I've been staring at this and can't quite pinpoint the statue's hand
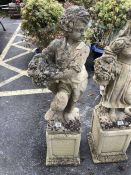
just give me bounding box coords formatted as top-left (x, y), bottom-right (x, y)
top-left (110, 38), bottom-right (125, 54)
top-left (34, 53), bottom-right (43, 58)
top-left (51, 72), bottom-right (64, 80)
top-left (52, 69), bottom-right (73, 80)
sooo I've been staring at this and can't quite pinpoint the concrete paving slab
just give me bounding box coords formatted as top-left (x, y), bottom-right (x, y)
top-left (0, 76), bottom-right (36, 91)
top-left (0, 18), bottom-right (20, 54)
top-left (3, 46), bottom-right (28, 60)
top-left (13, 36), bottom-right (24, 43)
top-left (0, 65), bottom-right (18, 82)
top-left (7, 52), bottom-right (34, 70)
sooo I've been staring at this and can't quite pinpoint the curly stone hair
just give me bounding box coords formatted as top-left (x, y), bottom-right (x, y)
top-left (59, 5), bottom-right (90, 32)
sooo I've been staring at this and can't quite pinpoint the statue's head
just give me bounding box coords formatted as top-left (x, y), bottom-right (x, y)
top-left (59, 6), bottom-right (90, 41)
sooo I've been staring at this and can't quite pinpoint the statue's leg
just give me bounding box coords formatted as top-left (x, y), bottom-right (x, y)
top-left (45, 89), bottom-right (70, 121)
top-left (124, 83), bottom-right (131, 116)
top-left (125, 107), bottom-right (131, 116)
top-left (65, 93), bottom-right (76, 113)
top-left (47, 81), bottom-right (59, 94)
top-left (109, 108), bottom-right (118, 122)
top-left (125, 82), bottom-right (131, 105)
top-left (64, 102), bottom-right (79, 122)
top-left (64, 79), bottom-right (88, 122)
top-left (64, 88), bottom-right (82, 122)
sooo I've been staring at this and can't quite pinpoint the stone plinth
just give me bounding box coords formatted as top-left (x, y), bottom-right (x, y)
top-left (88, 109), bottom-right (131, 163)
top-left (46, 127), bottom-right (81, 166)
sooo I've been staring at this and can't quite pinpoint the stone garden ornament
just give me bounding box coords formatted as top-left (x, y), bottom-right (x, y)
top-left (28, 6), bottom-right (90, 165)
top-left (89, 8), bottom-right (131, 163)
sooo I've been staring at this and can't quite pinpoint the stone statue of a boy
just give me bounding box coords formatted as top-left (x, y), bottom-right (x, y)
top-left (28, 6), bottom-right (90, 125)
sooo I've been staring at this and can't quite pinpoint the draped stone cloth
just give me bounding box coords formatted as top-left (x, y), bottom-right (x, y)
top-left (102, 36), bottom-right (131, 108)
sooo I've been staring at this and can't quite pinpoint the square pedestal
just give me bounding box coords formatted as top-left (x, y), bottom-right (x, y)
top-left (46, 129), bottom-right (81, 166)
top-left (88, 109), bottom-right (131, 163)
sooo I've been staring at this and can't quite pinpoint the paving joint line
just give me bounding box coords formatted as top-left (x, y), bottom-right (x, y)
top-left (12, 44), bottom-right (32, 51)
top-left (0, 24), bottom-right (21, 61)
top-left (0, 74), bottom-right (23, 88)
top-left (4, 51), bottom-right (31, 63)
top-left (0, 62), bottom-right (28, 76)
top-left (0, 89), bottom-right (51, 97)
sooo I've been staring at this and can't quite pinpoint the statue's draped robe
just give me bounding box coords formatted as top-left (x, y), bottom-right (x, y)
top-left (102, 36), bottom-right (131, 108)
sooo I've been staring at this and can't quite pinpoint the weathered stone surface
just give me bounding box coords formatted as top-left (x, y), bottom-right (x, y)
top-left (46, 128), bottom-right (81, 166)
top-left (93, 15), bottom-right (131, 123)
top-left (88, 109), bottom-right (131, 163)
top-left (90, 9), bottom-right (131, 163)
top-left (28, 5), bottom-right (90, 126)
top-left (28, 5), bottom-right (90, 166)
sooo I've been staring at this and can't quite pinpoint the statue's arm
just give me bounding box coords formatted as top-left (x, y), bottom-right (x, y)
top-left (54, 44), bottom-right (90, 79)
top-left (109, 37), bottom-right (126, 55)
top-left (93, 38), bottom-right (126, 86)
top-left (28, 39), bottom-right (61, 77)
top-left (39, 39), bottom-right (61, 63)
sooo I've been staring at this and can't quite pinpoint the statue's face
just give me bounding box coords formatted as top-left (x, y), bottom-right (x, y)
top-left (68, 20), bottom-right (87, 41)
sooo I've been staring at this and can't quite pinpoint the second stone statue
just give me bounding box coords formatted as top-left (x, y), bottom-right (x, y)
top-left (89, 8), bottom-right (131, 163)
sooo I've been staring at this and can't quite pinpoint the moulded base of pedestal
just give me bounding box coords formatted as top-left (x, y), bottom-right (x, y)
top-left (88, 133), bottom-right (128, 163)
top-left (87, 107), bottom-right (131, 164)
top-left (46, 156), bottom-right (80, 166)
top-left (46, 128), bottom-right (81, 166)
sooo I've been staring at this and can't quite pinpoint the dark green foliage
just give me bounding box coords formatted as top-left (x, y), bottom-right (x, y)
top-left (21, 0), bottom-right (64, 48)
top-left (90, 0), bottom-right (131, 47)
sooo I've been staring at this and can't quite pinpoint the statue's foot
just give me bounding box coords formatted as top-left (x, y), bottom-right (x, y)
top-left (99, 115), bottom-right (111, 124)
top-left (44, 109), bottom-right (55, 121)
top-left (110, 115), bottom-right (118, 122)
top-left (125, 107), bottom-right (131, 116)
top-left (64, 107), bottom-right (80, 122)
top-left (109, 109), bottom-right (118, 122)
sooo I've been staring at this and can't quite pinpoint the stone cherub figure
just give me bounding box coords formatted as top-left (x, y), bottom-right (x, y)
top-left (28, 6), bottom-right (90, 128)
top-left (94, 8), bottom-right (131, 127)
